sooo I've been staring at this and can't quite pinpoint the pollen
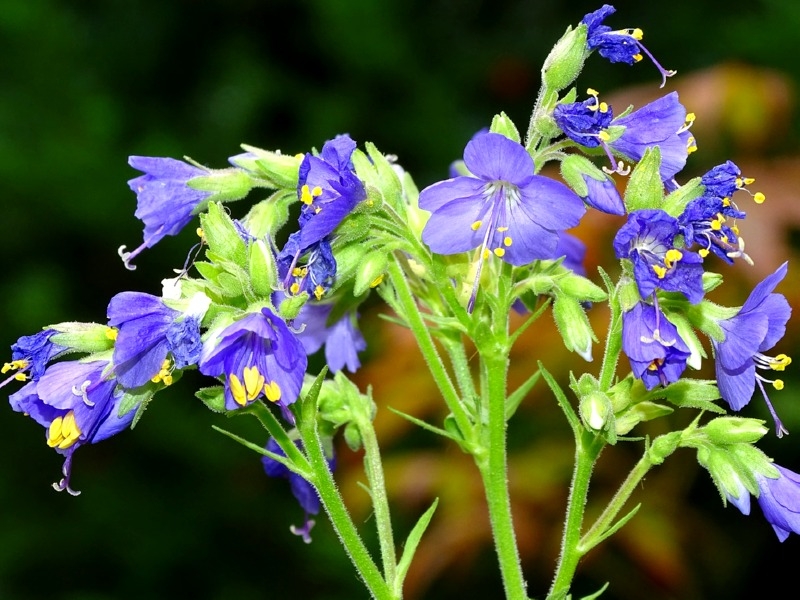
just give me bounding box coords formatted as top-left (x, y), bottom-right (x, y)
top-left (2, 359), bottom-right (28, 374)
top-left (664, 249), bottom-right (683, 268)
top-left (633, 53), bottom-right (643, 62)
top-left (151, 359), bottom-right (174, 386)
top-left (652, 265), bottom-right (667, 279)
top-left (699, 248), bottom-right (710, 258)
top-left (264, 380), bottom-right (282, 403)
top-left (631, 28), bottom-right (644, 40)
top-left (471, 220), bottom-right (482, 231)
top-left (290, 282), bottom-right (300, 295)
top-left (300, 184), bottom-right (322, 206)
top-left (243, 366), bottom-right (265, 401)
top-left (772, 354), bottom-right (792, 371)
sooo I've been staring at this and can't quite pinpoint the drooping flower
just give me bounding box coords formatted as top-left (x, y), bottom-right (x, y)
top-left (294, 134), bottom-right (366, 251)
top-left (295, 303), bottom-right (367, 373)
top-left (1, 329), bottom-right (68, 388)
top-left (107, 291), bottom-right (208, 389)
top-left (622, 301), bottom-right (690, 389)
top-left (262, 437), bottom-right (335, 543)
top-left (701, 160), bottom-right (765, 204)
top-left (419, 132), bottom-right (585, 310)
top-left (8, 359), bottom-right (133, 495)
top-left (199, 307), bottom-right (307, 418)
top-left (712, 262), bottom-right (792, 435)
top-left (553, 91), bottom-right (694, 183)
top-left (118, 157), bottom-right (213, 269)
top-left (581, 4), bottom-right (676, 86)
top-left (580, 171), bottom-right (625, 215)
top-left (679, 195), bottom-right (750, 264)
top-left (755, 464), bottom-right (800, 541)
top-left (277, 233), bottom-right (337, 301)
top-left (613, 209), bottom-right (705, 303)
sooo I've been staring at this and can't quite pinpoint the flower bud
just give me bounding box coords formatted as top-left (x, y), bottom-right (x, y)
top-left (490, 112), bottom-right (521, 144)
top-left (579, 391), bottom-right (611, 431)
top-left (230, 145), bottom-right (303, 189)
top-left (188, 167), bottom-right (254, 203)
top-left (615, 401), bottom-right (673, 436)
top-left (542, 25), bottom-right (589, 91)
top-left (49, 322), bottom-right (116, 354)
top-left (648, 431), bottom-right (682, 465)
top-left (354, 252), bottom-right (389, 296)
top-left (703, 417), bottom-right (769, 446)
top-left (552, 295), bottom-right (595, 361)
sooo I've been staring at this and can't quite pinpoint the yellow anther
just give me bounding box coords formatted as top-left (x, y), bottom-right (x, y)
top-left (196, 227), bottom-right (205, 239)
top-left (772, 354), bottom-right (792, 371)
top-left (653, 265), bottom-right (667, 279)
top-left (471, 220), bottom-right (482, 231)
top-left (754, 192), bottom-right (766, 204)
top-left (294, 153), bottom-right (304, 160)
top-left (291, 267), bottom-right (304, 277)
top-left (151, 359), bottom-right (173, 386)
top-left (482, 248), bottom-right (491, 260)
top-left (711, 218), bottom-right (723, 231)
top-left (243, 366), bottom-right (265, 401)
top-left (2, 359), bottom-right (28, 374)
top-left (743, 177), bottom-right (756, 185)
top-left (664, 249), bottom-right (683, 268)
top-left (290, 282), bottom-right (300, 295)
top-left (14, 372), bottom-right (27, 382)
top-left (686, 137), bottom-right (697, 153)
top-left (47, 411), bottom-right (81, 450)
top-left (503, 236), bottom-right (512, 247)
top-left (631, 28), bottom-right (643, 40)
top-left (699, 248), bottom-right (710, 258)
top-left (773, 379), bottom-right (785, 391)
top-left (264, 380), bottom-right (282, 403)
top-left (229, 373), bottom-right (248, 406)
top-left (586, 88), bottom-right (599, 96)
top-left (314, 285), bottom-right (325, 301)
top-left (370, 274), bottom-right (385, 288)
top-left (106, 327), bottom-right (118, 341)
top-left (731, 224), bottom-right (740, 235)
top-left (314, 207), bottom-right (322, 214)
top-left (647, 358), bottom-right (664, 371)
top-left (599, 102), bottom-right (609, 113)
top-left (497, 226), bottom-right (509, 232)
top-left (722, 197), bottom-right (731, 207)
top-left (633, 53), bottom-right (643, 62)
top-left (300, 184), bottom-right (315, 205)
top-left (493, 248), bottom-right (506, 258)
top-left (598, 131), bottom-right (611, 142)
top-left (685, 112), bottom-right (696, 124)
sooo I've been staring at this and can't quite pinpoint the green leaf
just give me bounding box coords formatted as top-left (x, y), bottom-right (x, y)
top-left (623, 146), bottom-right (663, 211)
top-left (393, 498), bottom-right (439, 594)
top-left (645, 379), bottom-right (726, 413)
top-left (662, 176), bottom-right (702, 216)
top-left (196, 385), bottom-right (226, 413)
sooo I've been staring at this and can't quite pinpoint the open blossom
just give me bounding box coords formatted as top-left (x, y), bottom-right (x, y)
top-left (712, 262), bottom-right (792, 435)
top-left (262, 437), bottom-right (335, 543)
top-left (8, 360), bottom-right (133, 495)
top-left (295, 304), bottom-right (366, 373)
top-left (679, 195), bottom-right (750, 264)
top-left (277, 233), bottom-right (337, 301)
top-left (581, 4), bottom-right (675, 86)
top-left (613, 209), bottom-right (705, 304)
top-left (199, 307), bottom-right (307, 418)
top-left (755, 465), bottom-right (800, 541)
top-left (553, 91), bottom-right (694, 183)
top-left (108, 291), bottom-right (207, 389)
top-left (622, 301), bottom-right (690, 389)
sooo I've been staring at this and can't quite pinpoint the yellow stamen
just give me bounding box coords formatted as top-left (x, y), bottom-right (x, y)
top-left (722, 197), bottom-right (731, 207)
top-left (196, 227), bottom-right (204, 238)
top-left (243, 366), bottom-right (265, 401)
top-left (633, 53), bottom-right (643, 62)
top-left (772, 354), bottom-right (792, 371)
top-left (229, 373), bottom-right (248, 406)
top-left (471, 220), bottom-right (482, 231)
top-left (47, 411), bottom-right (81, 449)
top-left (743, 177), bottom-right (756, 185)
top-left (664, 249), bottom-right (682, 268)
top-left (773, 379), bottom-right (785, 391)
top-left (699, 248), bottom-right (710, 258)
top-left (503, 236), bottom-right (512, 247)
top-left (106, 327), bottom-right (118, 341)
top-left (264, 380), bottom-right (282, 403)
top-left (586, 87), bottom-right (598, 96)
top-left (685, 112), bottom-right (696, 124)
top-left (300, 184), bottom-right (322, 206)
top-left (314, 285), bottom-right (325, 301)
top-left (599, 102), bottom-right (609, 113)
top-left (289, 282), bottom-right (300, 295)
top-left (2, 359), bottom-right (28, 374)
top-left (653, 265), bottom-right (667, 279)
top-left (631, 28), bottom-right (643, 40)
top-left (598, 131), bottom-right (610, 142)
top-left (493, 248), bottom-right (505, 257)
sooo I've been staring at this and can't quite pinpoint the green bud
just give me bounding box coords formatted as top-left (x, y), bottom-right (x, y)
top-left (239, 190), bottom-right (296, 239)
top-left (552, 295), bottom-right (595, 362)
top-left (541, 25), bottom-right (589, 91)
top-left (233, 145), bottom-right (302, 189)
top-left (49, 322), bottom-right (116, 354)
top-left (648, 431), bottom-right (682, 465)
top-left (557, 272), bottom-right (608, 303)
top-left (697, 445), bottom-right (758, 504)
top-left (560, 154), bottom-right (605, 198)
top-left (616, 275), bottom-right (641, 312)
top-left (623, 146), bottom-right (664, 211)
top-left (200, 202), bottom-right (247, 265)
top-left (607, 375), bottom-right (635, 413)
top-left (490, 112), bottom-right (521, 144)
top-left (615, 401), bottom-right (673, 436)
top-left (188, 167), bottom-right (254, 204)
top-left (343, 422), bottom-right (363, 451)
top-left (662, 176), bottom-right (703, 216)
top-left (580, 391), bottom-right (612, 431)
top-left (277, 292), bottom-right (309, 321)
top-left (354, 252), bottom-right (389, 296)
top-left (704, 417), bottom-right (769, 446)
top-left (248, 239), bottom-right (278, 297)
top-left (572, 373), bottom-right (601, 398)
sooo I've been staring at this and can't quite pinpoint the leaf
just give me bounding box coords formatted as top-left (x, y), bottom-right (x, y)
top-left (623, 146), bottom-right (663, 211)
top-left (393, 498), bottom-right (439, 595)
top-left (196, 385), bottom-right (226, 413)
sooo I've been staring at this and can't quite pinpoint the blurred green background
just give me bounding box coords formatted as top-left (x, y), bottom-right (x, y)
top-left (3, 0), bottom-right (800, 598)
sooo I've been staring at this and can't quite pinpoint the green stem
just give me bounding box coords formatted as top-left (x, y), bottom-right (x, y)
top-left (297, 413), bottom-right (395, 600)
top-left (442, 335), bottom-right (478, 409)
top-left (579, 453), bottom-right (653, 554)
top-left (546, 433), bottom-right (604, 600)
top-left (598, 282), bottom-right (623, 391)
top-left (477, 351), bottom-right (527, 600)
top-left (386, 258), bottom-right (474, 443)
top-left (357, 415), bottom-right (398, 588)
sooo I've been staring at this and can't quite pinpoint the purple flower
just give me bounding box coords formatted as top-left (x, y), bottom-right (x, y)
top-left (8, 359), bottom-right (133, 495)
top-left (262, 437), bottom-right (335, 543)
top-left (755, 465), bottom-right (800, 541)
top-left (199, 307), bottom-right (307, 418)
top-left (679, 195), bottom-right (749, 264)
top-left (295, 134), bottom-right (366, 251)
top-left (108, 292), bottom-right (204, 389)
top-left (581, 172), bottom-right (625, 215)
top-left (555, 232), bottom-right (588, 276)
top-left (277, 234), bottom-right (337, 301)
top-left (701, 160), bottom-right (765, 204)
top-left (1, 329), bottom-right (67, 388)
top-left (712, 263), bottom-right (792, 435)
top-left (622, 301), bottom-right (690, 389)
top-left (613, 209), bottom-right (705, 304)
top-left (118, 157), bottom-right (212, 269)
top-left (582, 4), bottom-right (675, 87)
top-left (295, 304), bottom-right (367, 373)
top-left (553, 92), bottom-right (694, 183)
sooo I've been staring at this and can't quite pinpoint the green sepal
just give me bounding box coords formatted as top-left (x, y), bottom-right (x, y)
top-left (643, 378), bottom-right (725, 413)
top-left (188, 167), bottom-right (254, 204)
top-left (200, 202), bottom-right (247, 266)
top-left (560, 154), bottom-right (609, 198)
top-left (541, 24), bottom-right (589, 91)
top-left (49, 322), bottom-right (116, 354)
top-left (239, 190), bottom-right (296, 238)
top-left (196, 385), bottom-right (227, 413)
top-left (490, 112), bottom-right (521, 144)
top-left (648, 431), bottom-right (682, 465)
top-left (614, 401), bottom-right (673, 436)
top-left (118, 385), bottom-right (155, 422)
top-left (354, 251), bottom-right (390, 296)
top-left (248, 239), bottom-right (278, 297)
top-left (702, 416), bottom-right (769, 445)
top-left (662, 176), bottom-right (703, 217)
top-left (623, 146), bottom-right (663, 211)
top-left (234, 144), bottom-right (302, 189)
top-left (557, 271), bottom-right (608, 303)
top-left (277, 292), bottom-right (309, 321)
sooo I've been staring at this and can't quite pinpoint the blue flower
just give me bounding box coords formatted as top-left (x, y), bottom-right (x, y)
top-left (1, 329), bottom-right (67, 388)
top-left (295, 304), bottom-right (367, 373)
top-left (581, 172), bottom-right (625, 215)
top-left (622, 301), bottom-right (690, 389)
top-left (107, 292), bottom-right (205, 389)
top-left (262, 437), bottom-right (335, 543)
top-left (277, 233), bottom-right (337, 301)
top-left (581, 4), bottom-right (675, 86)
top-left (701, 160), bottom-right (765, 204)
top-left (679, 195), bottom-right (750, 264)
top-left (419, 132), bottom-right (585, 310)
top-left (8, 359), bottom-right (133, 495)
top-left (118, 157), bottom-right (213, 269)
top-left (755, 465), bottom-right (800, 542)
top-left (294, 134), bottom-right (366, 251)
top-left (199, 307), bottom-right (307, 418)
top-left (712, 262), bottom-right (792, 435)
top-left (613, 209), bottom-right (705, 303)
top-left (553, 91), bottom-right (694, 183)
top-left (555, 233), bottom-right (588, 276)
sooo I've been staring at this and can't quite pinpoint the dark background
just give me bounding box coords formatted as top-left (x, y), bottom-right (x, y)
top-left (3, 0), bottom-right (800, 598)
